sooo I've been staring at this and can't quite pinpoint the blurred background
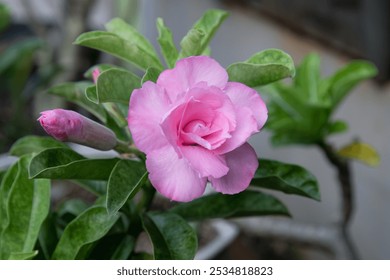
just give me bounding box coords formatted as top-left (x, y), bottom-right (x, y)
top-left (0, 0), bottom-right (389, 259)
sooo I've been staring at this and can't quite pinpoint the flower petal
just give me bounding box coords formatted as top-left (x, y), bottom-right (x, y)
top-left (128, 82), bottom-right (171, 153)
top-left (157, 56), bottom-right (228, 101)
top-left (146, 145), bottom-right (207, 202)
top-left (224, 82), bottom-right (268, 129)
top-left (209, 143), bottom-right (258, 194)
top-left (181, 146), bottom-right (229, 178)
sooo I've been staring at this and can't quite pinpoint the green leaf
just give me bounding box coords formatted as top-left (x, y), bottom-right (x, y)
top-left (338, 142), bottom-right (380, 167)
top-left (156, 18), bottom-right (178, 68)
top-left (326, 120), bottom-right (348, 136)
top-left (105, 18), bottom-right (160, 63)
top-left (141, 66), bottom-right (161, 84)
top-left (227, 49), bottom-right (295, 87)
top-left (178, 28), bottom-right (205, 58)
top-left (0, 4), bottom-right (10, 32)
top-left (0, 156), bottom-right (50, 260)
top-left (10, 136), bottom-right (69, 157)
top-left (84, 64), bottom-right (121, 79)
top-left (88, 68), bottom-right (140, 104)
top-left (88, 233), bottom-right (134, 260)
top-left (328, 61), bottom-right (377, 108)
top-left (73, 180), bottom-right (107, 196)
top-left (29, 147), bottom-right (119, 180)
top-left (294, 53), bottom-right (321, 103)
top-left (8, 251), bottom-right (38, 260)
top-left (143, 212), bottom-right (197, 260)
top-left (48, 82), bottom-right (107, 122)
top-left (251, 159), bottom-right (320, 201)
top-left (110, 235), bottom-right (134, 260)
top-left (74, 31), bottom-right (163, 71)
top-left (106, 160), bottom-right (147, 215)
top-left (170, 191), bottom-right (289, 221)
top-left (38, 213), bottom-right (59, 260)
top-left (52, 206), bottom-right (119, 259)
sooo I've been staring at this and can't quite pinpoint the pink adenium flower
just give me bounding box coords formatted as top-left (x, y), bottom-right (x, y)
top-left (128, 56), bottom-right (268, 202)
top-left (39, 109), bottom-right (117, 151)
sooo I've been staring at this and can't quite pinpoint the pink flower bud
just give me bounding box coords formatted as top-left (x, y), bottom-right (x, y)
top-left (92, 68), bottom-right (100, 84)
top-left (38, 109), bottom-right (117, 151)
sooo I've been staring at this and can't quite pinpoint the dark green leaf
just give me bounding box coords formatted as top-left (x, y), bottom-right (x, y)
top-left (73, 180), bottom-right (107, 196)
top-left (106, 160), bottom-right (147, 215)
top-left (38, 213), bottom-right (59, 260)
top-left (88, 68), bottom-right (140, 104)
top-left (170, 191), bottom-right (289, 221)
top-left (52, 206), bottom-right (119, 260)
top-left (251, 159), bottom-right (320, 201)
top-left (10, 136), bottom-right (69, 157)
top-left (105, 18), bottom-right (160, 62)
top-left (0, 4), bottom-right (10, 32)
top-left (74, 31), bottom-right (163, 71)
top-left (48, 82), bottom-right (107, 122)
top-left (227, 49), bottom-right (295, 87)
top-left (29, 147), bottom-right (119, 180)
top-left (0, 156), bottom-right (50, 260)
top-left (143, 212), bottom-right (197, 260)
top-left (110, 235), bottom-right (134, 260)
top-left (156, 18), bottom-right (178, 68)
top-left (8, 251), bottom-right (38, 260)
top-left (141, 66), bottom-right (161, 84)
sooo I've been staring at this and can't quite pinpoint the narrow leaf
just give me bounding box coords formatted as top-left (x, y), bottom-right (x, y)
top-left (170, 191), bottom-right (289, 221)
top-left (294, 53), bottom-right (321, 103)
top-left (156, 18), bottom-right (178, 68)
top-left (251, 159), bottom-right (320, 201)
top-left (10, 136), bottom-right (68, 157)
top-left (141, 66), bottom-right (161, 84)
top-left (29, 148), bottom-right (119, 180)
top-left (143, 212), bottom-right (197, 260)
top-left (106, 160), bottom-right (147, 215)
top-left (74, 31), bottom-right (163, 71)
top-left (52, 206), bottom-right (119, 259)
top-left (227, 49), bottom-right (295, 87)
top-left (338, 142), bottom-right (380, 167)
top-left (178, 28), bottom-right (205, 58)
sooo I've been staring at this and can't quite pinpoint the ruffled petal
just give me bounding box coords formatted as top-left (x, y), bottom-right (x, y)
top-left (224, 82), bottom-right (268, 129)
top-left (146, 145), bottom-right (207, 202)
top-left (157, 56), bottom-right (228, 101)
top-left (128, 82), bottom-right (171, 154)
top-left (209, 143), bottom-right (258, 194)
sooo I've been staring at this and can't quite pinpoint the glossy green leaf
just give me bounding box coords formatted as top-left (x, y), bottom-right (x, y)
top-left (328, 61), bottom-right (377, 108)
top-left (48, 82), bottom-right (107, 122)
top-left (85, 68), bottom-right (140, 104)
top-left (10, 136), bottom-right (69, 157)
top-left (143, 212), bottom-right (197, 260)
top-left (338, 142), bottom-right (380, 167)
top-left (141, 66), bottom-right (161, 84)
top-left (0, 156), bottom-right (50, 260)
top-left (52, 206), bottom-right (120, 259)
top-left (29, 147), bottom-right (119, 180)
top-left (227, 49), bottom-right (295, 87)
top-left (106, 160), bottom-right (147, 215)
top-left (170, 191), bottom-right (289, 221)
top-left (74, 31), bottom-right (163, 71)
top-left (0, 4), bottom-right (10, 32)
top-left (178, 28), bottom-right (205, 58)
top-left (251, 159), bottom-right (320, 201)
top-left (8, 251), bottom-right (38, 260)
top-left (105, 18), bottom-right (159, 62)
top-left (156, 18), bottom-right (178, 68)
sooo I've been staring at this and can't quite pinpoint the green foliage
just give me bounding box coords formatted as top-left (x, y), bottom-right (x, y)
top-left (0, 4), bottom-right (10, 32)
top-left (10, 136), bottom-right (68, 157)
top-left (262, 53), bottom-right (377, 146)
top-left (156, 18), bottom-right (178, 68)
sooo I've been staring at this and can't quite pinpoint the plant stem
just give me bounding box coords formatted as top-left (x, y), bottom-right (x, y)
top-left (317, 140), bottom-right (359, 259)
top-left (114, 140), bottom-right (145, 160)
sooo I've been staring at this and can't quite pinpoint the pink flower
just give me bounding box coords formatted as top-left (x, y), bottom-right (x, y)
top-left (128, 56), bottom-right (267, 202)
top-left (92, 68), bottom-right (100, 84)
top-left (39, 109), bottom-right (117, 151)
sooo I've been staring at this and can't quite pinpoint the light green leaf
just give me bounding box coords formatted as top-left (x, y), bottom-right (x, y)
top-left (141, 66), bottom-right (161, 84)
top-left (143, 212), bottom-right (197, 260)
top-left (338, 142), bottom-right (380, 167)
top-left (10, 136), bottom-right (69, 157)
top-left (52, 206), bottom-right (119, 259)
top-left (326, 120), bottom-right (348, 136)
top-left (327, 61), bottom-right (377, 108)
top-left (74, 31), bottom-right (163, 71)
top-left (294, 53), bottom-right (321, 103)
top-left (178, 28), bottom-right (205, 58)
top-left (8, 251), bottom-right (38, 260)
top-left (105, 18), bottom-right (159, 62)
top-left (106, 160), bottom-right (147, 215)
top-left (85, 68), bottom-right (140, 104)
top-left (48, 82), bottom-right (107, 122)
top-left (170, 191), bottom-right (289, 221)
top-left (0, 156), bottom-right (50, 260)
top-left (156, 18), bottom-right (178, 68)
top-left (227, 49), bottom-right (295, 87)
top-left (29, 148), bottom-right (119, 180)
top-left (251, 159), bottom-right (320, 201)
